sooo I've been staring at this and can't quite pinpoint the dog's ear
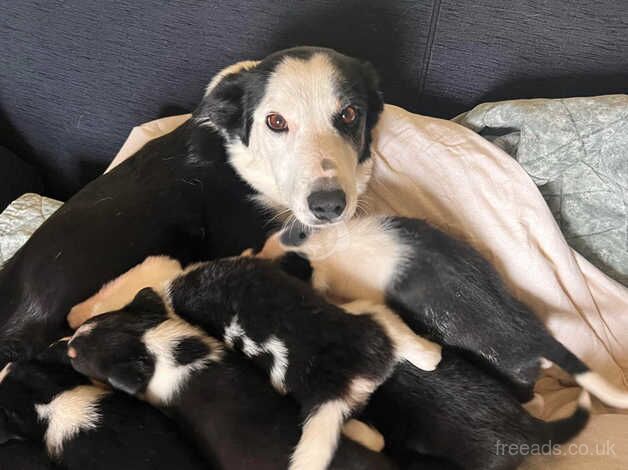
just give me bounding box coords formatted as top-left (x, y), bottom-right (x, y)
top-left (126, 288), bottom-right (167, 317)
top-left (0, 409), bottom-right (23, 444)
top-left (361, 60), bottom-right (384, 130)
top-left (195, 61), bottom-right (260, 145)
top-left (107, 357), bottom-right (152, 396)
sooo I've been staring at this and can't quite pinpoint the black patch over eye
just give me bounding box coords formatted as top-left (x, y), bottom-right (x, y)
top-left (173, 337), bottom-right (210, 366)
top-left (266, 113), bottom-right (288, 132)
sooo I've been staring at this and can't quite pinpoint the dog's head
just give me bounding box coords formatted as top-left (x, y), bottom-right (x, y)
top-left (68, 288), bottom-right (220, 405)
top-left (195, 47), bottom-right (384, 226)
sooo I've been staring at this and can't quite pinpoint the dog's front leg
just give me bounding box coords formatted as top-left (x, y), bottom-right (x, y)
top-left (341, 300), bottom-right (442, 371)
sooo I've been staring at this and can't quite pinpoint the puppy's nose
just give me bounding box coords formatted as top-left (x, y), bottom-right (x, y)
top-left (307, 189), bottom-right (346, 221)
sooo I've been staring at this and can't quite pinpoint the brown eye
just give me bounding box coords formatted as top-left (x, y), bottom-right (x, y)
top-left (341, 106), bottom-right (358, 125)
top-left (266, 113), bottom-right (288, 132)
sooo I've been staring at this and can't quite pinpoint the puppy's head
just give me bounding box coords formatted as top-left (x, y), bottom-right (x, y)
top-left (196, 46), bottom-right (384, 226)
top-left (68, 288), bottom-right (220, 404)
top-left (0, 340), bottom-right (85, 444)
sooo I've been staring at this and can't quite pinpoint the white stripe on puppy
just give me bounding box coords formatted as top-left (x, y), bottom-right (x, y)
top-left (35, 385), bottom-right (109, 458)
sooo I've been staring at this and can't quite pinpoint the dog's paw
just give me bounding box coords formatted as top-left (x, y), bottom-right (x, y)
top-left (404, 340), bottom-right (442, 371)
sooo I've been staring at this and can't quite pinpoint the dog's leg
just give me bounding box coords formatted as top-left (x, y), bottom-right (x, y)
top-left (341, 300), bottom-right (441, 371)
top-left (289, 400), bottom-right (349, 470)
top-left (342, 419), bottom-right (385, 452)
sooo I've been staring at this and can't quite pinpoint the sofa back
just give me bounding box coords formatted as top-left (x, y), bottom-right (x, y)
top-left (1, 0), bottom-right (626, 198)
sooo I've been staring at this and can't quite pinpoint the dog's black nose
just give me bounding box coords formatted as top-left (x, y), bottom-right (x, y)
top-left (307, 189), bottom-right (346, 221)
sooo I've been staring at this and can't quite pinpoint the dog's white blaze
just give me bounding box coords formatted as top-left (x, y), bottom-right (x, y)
top-left (225, 53), bottom-right (372, 225)
top-left (263, 335), bottom-right (289, 394)
top-left (35, 385), bottom-right (108, 458)
top-left (144, 318), bottom-right (221, 406)
top-left (289, 399), bottom-right (350, 470)
top-left (0, 362), bottom-right (12, 383)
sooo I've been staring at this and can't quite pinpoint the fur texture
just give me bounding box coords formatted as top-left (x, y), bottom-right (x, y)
top-left (263, 215), bottom-right (628, 408)
top-left (0, 340), bottom-right (206, 470)
top-left (68, 288), bottom-right (396, 470)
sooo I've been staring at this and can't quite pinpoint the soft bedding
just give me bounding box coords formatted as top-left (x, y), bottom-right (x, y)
top-left (455, 95), bottom-right (628, 286)
top-left (1, 103), bottom-right (626, 468)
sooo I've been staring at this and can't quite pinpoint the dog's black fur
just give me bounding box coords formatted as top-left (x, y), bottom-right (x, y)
top-left (0, 340), bottom-right (207, 470)
top-left (68, 290), bottom-right (397, 470)
top-left (0, 441), bottom-right (57, 470)
top-left (0, 46), bottom-right (383, 367)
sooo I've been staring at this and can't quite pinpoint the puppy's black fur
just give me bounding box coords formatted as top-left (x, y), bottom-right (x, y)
top-left (69, 290), bottom-right (397, 470)
top-left (272, 251), bottom-right (590, 470)
top-left (0, 46), bottom-right (383, 367)
top-left (276, 215), bottom-right (628, 408)
top-left (0, 340), bottom-right (207, 470)
top-left (363, 351), bottom-right (588, 470)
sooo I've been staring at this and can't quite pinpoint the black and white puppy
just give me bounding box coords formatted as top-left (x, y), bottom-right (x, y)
top-left (70, 256), bottom-right (441, 470)
top-left (0, 340), bottom-right (207, 470)
top-left (67, 288), bottom-right (398, 470)
top-left (363, 351), bottom-right (590, 470)
top-left (259, 216), bottom-right (628, 408)
top-left (0, 46), bottom-right (383, 367)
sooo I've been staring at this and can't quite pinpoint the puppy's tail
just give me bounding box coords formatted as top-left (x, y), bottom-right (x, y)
top-left (543, 338), bottom-right (628, 409)
top-left (535, 390), bottom-right (590, 445)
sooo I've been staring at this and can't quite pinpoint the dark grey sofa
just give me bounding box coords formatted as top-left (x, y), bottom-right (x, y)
top-left (1, 0), bottom-right (627, 207)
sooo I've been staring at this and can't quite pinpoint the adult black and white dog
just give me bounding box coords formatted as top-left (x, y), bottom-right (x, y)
top-left (0, 46), bottom-right (383, 366)
top-left (258, 216), bottom-right (628, 409)
top-left (0, 340), bottom-right (207, 470)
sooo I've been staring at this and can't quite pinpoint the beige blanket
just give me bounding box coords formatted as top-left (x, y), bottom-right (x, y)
top-left (110, 105), bottom-right (628, 469)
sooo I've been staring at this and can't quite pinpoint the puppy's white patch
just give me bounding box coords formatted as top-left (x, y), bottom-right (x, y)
top-left (342, 419), bottom-right (385, 452)
top-left (0, 362), bottom-right (12, 383)
top-left (143, 318), bottom-right (222, 406)
top-left (263, 335), bottom-right (289, 394)
top-left (289, 399), bottom-right (349, 470)
top-left (272, 217), bottom-right (411, 302)
top-left (35, 385), bottom-right (109, 458)
top-left (223, 316), bottom-right (289, 393)
top-left (68, 255), bottom-right (183, 329)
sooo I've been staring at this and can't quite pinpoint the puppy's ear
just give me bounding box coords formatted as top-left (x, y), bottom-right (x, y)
top-left (107, 357), bottom-right (152, 396)
top-left (361, 61), bottom-right (384, 130)
top-left (0, 409), bottom-right (23, 444)
top-left (126, 288), bottom-right (167, 317)
top-left (195, 61), bottom-right (260, 145)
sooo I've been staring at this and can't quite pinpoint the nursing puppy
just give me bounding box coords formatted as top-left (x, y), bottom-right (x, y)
top-left (68, 289), bottom-right (398, 470)
top-left (363, 352), bottom-right (590, 470)
top-left (0, 340), bottom-right (206, 470)
top-left (70, 256), bottom-right (440, 470)
top-left (259, 216), bottom-right (628, 408)
top-left (0, 46), bottom-right (383, 367)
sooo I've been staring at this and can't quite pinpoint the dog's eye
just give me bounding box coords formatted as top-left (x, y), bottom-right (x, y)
top-left (341, 106), bottom-right (358, 125)
top-left (266, 113), bottom-right (288, 132)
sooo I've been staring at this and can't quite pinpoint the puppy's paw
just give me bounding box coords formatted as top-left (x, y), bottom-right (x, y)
top-left (342, 419), bottom-right (385, 452)
top-left (256, 231), bottom-right (287, 260)
top-left (404, 340), bottom-right (442, 371)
